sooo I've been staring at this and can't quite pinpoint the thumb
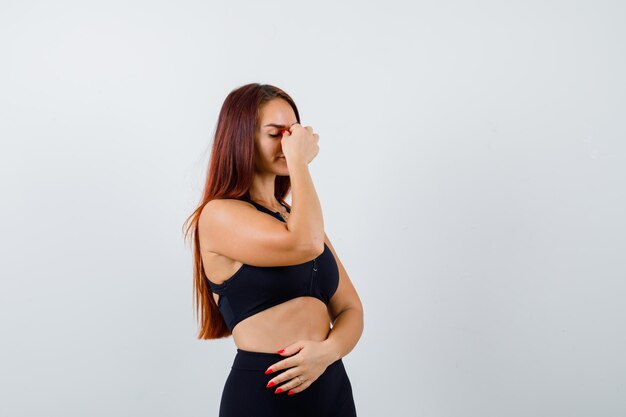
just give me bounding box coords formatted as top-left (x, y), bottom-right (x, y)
top-left (277, 340), bottom-right (305, 356)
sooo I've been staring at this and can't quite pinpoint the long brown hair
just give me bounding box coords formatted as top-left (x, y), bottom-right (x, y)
top-left (182, 83), bottom-right (301, 339)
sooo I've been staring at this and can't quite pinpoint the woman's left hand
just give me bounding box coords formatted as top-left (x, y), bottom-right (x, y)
top-left (264, 339), bottom-right (337, 395)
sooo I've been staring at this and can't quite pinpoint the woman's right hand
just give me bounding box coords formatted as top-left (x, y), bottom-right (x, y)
top-left (281, 123), bottom-right (319, 165)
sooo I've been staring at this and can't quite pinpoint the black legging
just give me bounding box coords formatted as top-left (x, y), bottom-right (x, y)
top-left (217, 348), bottom-right (357, 416)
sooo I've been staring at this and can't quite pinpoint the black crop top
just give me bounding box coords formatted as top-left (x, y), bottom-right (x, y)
top-left (206, 199), bottom-right (340, 332)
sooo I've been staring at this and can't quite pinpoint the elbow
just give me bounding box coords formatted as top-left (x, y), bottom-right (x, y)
top-left (307, 237), bottom-right (325, 258)
top-left (313, 237), bottom-right (325, 256)
top-left (293, 235), bottom-right (324, 260)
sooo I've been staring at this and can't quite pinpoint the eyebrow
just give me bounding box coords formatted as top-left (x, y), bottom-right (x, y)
top-left (263, 123), bottom-right (296, 129)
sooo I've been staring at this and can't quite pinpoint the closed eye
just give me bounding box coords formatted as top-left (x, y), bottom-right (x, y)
top-left (270, 134), bottom-right (281, 138)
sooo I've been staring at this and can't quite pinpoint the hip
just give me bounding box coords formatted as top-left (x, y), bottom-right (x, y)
top-left (217, 348), bottom-right (357, 417)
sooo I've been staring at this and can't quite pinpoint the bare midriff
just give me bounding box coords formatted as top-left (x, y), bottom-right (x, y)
top-left (205, 251), bottom-right (331, 353)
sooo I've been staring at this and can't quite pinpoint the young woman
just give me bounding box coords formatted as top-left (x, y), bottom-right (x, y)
top-left (183, 83), bottom-right (363, 416)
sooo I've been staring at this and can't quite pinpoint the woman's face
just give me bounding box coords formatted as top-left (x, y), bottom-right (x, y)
top-left (254, 98), bottom-right (297, 174)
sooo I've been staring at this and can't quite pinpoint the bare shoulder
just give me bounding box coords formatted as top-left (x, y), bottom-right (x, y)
top-left (199, 199), bottom-right (252, 243)
top-left (198, 198), bottom-right (315, 267)
top-left (200, 198), bottom-right (253, 219)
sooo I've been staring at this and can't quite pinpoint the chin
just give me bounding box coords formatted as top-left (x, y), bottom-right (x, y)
top-left (275, 166), bottom-right (289, 175)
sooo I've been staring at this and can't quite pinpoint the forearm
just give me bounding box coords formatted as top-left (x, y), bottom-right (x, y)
top-left (286, 161), bottom-right (324, 250)
top-left (322, 308), bottom-right (364, 363)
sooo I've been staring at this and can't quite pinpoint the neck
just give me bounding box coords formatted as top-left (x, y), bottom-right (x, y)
top-left (249, 173), bottom-right (278, 206)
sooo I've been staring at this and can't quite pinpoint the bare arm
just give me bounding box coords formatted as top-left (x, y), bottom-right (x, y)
top-left (321, 232), bottom-right (364, 361)
top-left (200, 159), bottom-right (325, 266)
top-left (286, 161), bottom-right (324, 253)
top-left (322, 308), bottom-right (364, 362)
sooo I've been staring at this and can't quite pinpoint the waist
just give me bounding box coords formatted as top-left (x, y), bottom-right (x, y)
top-left (232, 348), bottom-right (343, 371)
top-left (231, 297), bottom-right (331, 351)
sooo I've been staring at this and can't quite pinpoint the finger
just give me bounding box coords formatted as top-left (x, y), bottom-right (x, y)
top-left (266, 366), bottom-right (307, 388)
top-left (264, 356), bottom-right (298, 375)
top-left (272, 374), bottom-right (307, 394)
top-left (277, 340), bottom-right (306, 357)
top-left (287, 380), bottom-right (313, 396)
top-left (265, 368), bottom-right (300, 390)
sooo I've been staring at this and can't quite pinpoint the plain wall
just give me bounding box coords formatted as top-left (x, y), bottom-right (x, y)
top-left (1, 0), bottom-right (624, 416)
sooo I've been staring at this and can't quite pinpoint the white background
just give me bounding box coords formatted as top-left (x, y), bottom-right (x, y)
top-left (1, 1), bottom-right (625, 416)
